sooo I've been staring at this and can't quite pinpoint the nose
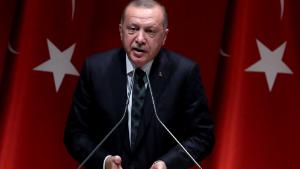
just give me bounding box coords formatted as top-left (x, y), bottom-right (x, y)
top-left (135, 30), bottom-right (146, 45)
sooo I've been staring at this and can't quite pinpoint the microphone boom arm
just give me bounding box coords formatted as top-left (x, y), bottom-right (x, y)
top-left (146, 75), bottom-right (203, 169)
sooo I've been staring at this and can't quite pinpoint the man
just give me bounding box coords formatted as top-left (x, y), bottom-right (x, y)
top-left (64, 0), bottom-right (214, 169)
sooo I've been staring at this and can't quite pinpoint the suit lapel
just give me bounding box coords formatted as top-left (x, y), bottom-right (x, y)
top-left (148, 50), bottom-right (171, 103)
top-left (110, 49), bottom-right (131, 153)
top-left (110, 49), bottom-right (127, 121)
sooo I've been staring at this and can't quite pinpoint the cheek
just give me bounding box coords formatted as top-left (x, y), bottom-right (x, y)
top-left (150, 39), bottom-right (162, 50)
top-left (122, 34), bottom-right (132, 44)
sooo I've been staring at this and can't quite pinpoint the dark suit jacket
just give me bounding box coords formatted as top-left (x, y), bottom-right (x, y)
top-left (64, 48), bottom-right (214, 169)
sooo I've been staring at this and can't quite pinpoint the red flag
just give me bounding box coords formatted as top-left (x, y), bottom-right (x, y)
top-left (0, 0), bottom-right (18, 88)
top-left (210, 0), bottom-right (300, 169)
top-left (0, 0), bottom-right (125, 168)
top-left (0, 0), bottom-right (227, 169)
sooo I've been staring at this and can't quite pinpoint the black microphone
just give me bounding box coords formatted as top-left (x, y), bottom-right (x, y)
top-left (145, 74), bottom-right (203, 169)
top-left (77, 70), bottom-right (136, 169)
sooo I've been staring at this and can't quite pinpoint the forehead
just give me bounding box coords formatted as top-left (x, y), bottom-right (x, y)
top-left (124, 5), bottom-right (164, 25)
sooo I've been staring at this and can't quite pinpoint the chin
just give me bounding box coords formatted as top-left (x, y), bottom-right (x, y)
top-left (133, 61), bottom-right (145, 67)
top-left (132, 59), bottom-right (146, 67)
top-left (130, 55), bottom-right (146, 66)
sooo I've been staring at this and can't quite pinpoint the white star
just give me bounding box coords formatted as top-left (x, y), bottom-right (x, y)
top-left (245, 39), bottom-right (293, 92)
top-left (33, 39), bottom-right (79, 92)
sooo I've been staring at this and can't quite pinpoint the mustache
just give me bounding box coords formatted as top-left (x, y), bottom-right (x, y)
top-left (132, 46), bottom-right (147, 52)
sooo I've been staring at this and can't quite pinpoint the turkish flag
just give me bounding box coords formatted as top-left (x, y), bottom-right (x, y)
top-left (209, 0), bottom-right (300, 169)
top-left (0, 0), bottom-right (125, 168)
top-left (0, 0), bottom-right (228, 169)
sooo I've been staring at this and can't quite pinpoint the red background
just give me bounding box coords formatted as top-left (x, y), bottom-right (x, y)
top-left (1, 0), bottom-right (299, 169)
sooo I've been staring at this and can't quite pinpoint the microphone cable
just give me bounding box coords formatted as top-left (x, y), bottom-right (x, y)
top-left (146, 74), bottom-right (203, 169)
top-left (77, 70), bottom-right (136, 169)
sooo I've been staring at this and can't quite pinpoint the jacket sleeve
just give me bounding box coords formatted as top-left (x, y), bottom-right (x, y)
top-left (64, 60), bottom-right (108, 169)
top-left (160, 64), bottom-right (215, 169)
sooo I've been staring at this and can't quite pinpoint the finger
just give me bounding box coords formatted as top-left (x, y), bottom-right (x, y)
top-left (150, 161), bottom-right (166, 169)
top-left (111, 163), bottom-right (122, 169)
top-left (112, 155), bottom-right (122, 165)
top-left (150, 164), bottom-right (158, 169)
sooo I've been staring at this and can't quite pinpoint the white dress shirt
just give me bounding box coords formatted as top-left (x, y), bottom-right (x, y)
top-left (126, 54), bottom-right (153, 145)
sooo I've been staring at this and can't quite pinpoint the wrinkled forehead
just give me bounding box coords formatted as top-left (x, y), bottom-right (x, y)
top-left (124, 5), bottom-right (164, 26)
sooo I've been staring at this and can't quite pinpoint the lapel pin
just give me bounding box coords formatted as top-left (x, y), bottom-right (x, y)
top-left (158, 72), bottom-right (163, 77)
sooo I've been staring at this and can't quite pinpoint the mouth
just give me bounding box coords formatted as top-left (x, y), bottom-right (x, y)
top-left (132, 47), bottom-right (146, 53)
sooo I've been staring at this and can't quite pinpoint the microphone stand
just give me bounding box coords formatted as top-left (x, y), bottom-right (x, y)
top-left (77, 70), bottom-right (136, 169)
top-left (146, 74), bottom-right (203, 169)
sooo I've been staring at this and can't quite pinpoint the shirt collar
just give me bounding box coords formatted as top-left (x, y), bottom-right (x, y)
top-left (126, 54), bottom-right (153, 76)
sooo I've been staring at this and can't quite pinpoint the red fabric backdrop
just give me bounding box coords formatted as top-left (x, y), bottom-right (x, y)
top-left (0, 0), bottom-right (299, 169)
top-left (209, 0), bottom-right (300, 169)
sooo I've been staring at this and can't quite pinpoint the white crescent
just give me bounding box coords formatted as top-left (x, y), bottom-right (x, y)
top-left (280, 0), bottom-right (284, 20)
top-left (8, 42), bottom-right (20, 54)
top-left (220, 48), bottom-right (230, 57)
top-left (72, 0), bottom-right (76, 20)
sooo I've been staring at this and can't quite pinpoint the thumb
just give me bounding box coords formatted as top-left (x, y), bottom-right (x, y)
top-left (111, 155), bottom-right (122, 165)
top-left (150, 165), bottom-right (158, 169)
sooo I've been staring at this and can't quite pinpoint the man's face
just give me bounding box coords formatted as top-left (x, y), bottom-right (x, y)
top-left (119, 5), bottom-right (168, 67)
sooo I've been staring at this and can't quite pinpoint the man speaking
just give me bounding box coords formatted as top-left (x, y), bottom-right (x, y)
top-left (64, 0), bottom-right (215, 169)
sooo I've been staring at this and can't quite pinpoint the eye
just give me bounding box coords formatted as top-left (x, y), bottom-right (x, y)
top-left (127, 26), bottom-right (138, 34)
top-left (146, 29), bottom-right (154, 33)
top-left (145, 28), bottom-right (157, 37)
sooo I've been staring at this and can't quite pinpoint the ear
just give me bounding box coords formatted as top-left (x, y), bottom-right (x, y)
top-left (119, 24), bottom-right (123, 40)
top-left (162, 28), bottom-right (169, 46)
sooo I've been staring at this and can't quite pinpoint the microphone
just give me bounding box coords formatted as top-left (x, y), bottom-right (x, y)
top-left (77, 70), bottom-right (136, 169)
top-left (145, 74), bottom-right (203, 169)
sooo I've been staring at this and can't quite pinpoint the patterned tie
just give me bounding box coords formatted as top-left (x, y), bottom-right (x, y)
top-left (131, 68), bottom-right (146, 149)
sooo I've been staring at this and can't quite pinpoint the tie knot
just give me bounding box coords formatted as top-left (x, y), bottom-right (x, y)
top-left (134, 68), bottom-right (146, 86)
top-left (135, 68), bottom-right (145, 76)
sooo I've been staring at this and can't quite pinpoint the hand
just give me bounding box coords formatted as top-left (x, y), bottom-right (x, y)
top-left (150, 160), bottom-right (167, 169)
top-left (105, 155), bottom-right (123, 169)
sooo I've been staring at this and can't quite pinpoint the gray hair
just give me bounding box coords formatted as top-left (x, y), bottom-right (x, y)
top-left (121, 0), bottom-right (168, 28)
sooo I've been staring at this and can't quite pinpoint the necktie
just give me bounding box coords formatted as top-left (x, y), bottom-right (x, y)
top-left (131, 68), bottom-right (146, 149)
